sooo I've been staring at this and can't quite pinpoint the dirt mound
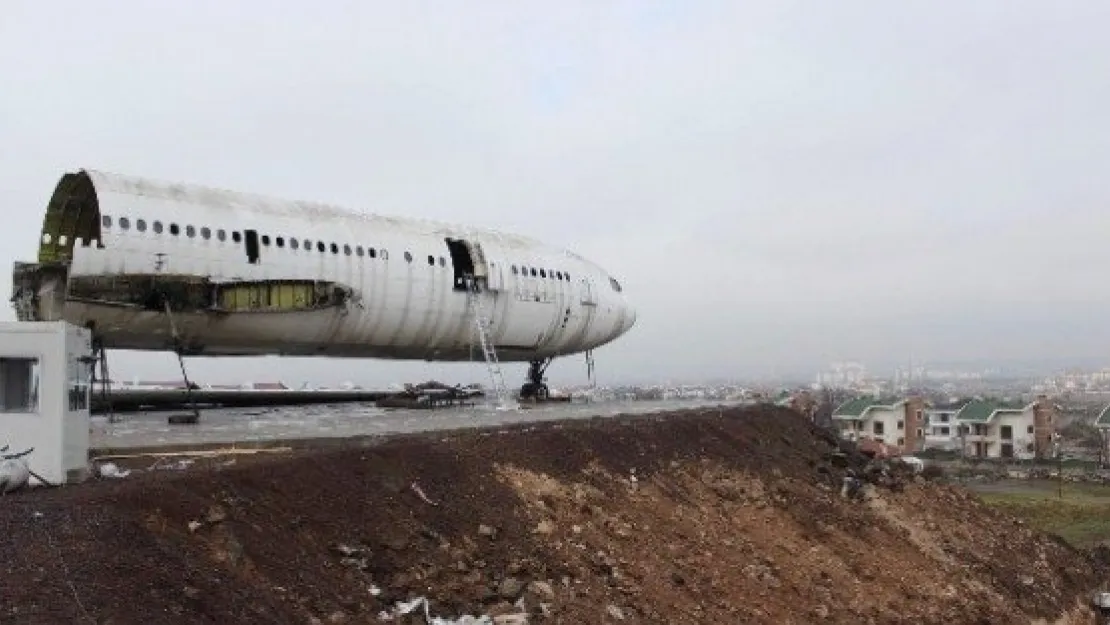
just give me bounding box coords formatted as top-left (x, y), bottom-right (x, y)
top-left (0, 405), bottom-right (1106, 624)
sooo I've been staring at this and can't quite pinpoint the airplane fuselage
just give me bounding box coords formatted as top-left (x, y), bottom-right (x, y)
top-left (12, 170), bottom-right (636, 363)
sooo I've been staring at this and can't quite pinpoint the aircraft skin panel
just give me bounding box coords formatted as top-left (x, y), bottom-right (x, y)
top-left (16, 169), bottom-right (637, 362)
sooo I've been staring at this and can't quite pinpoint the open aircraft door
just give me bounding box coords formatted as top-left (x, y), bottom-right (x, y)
top-left (467, 241), bottom-right (491, 284)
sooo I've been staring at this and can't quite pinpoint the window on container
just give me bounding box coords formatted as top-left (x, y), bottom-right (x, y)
top-left (169, 223), bottom-right (180, 236)
top-left (186, 225), bottom-right (196, 238)
top-left (0, 357), bottom-right (39, 413)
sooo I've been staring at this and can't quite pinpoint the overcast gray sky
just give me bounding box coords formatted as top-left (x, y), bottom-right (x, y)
top-left (3, 1), bottom-right (1110, 387)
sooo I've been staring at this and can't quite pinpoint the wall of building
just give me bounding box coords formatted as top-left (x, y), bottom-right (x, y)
top-left (0, 321), bottom-right (91, 484)
top-left (901, 396), bottom-right (926, 453)
top-left (1032, 396), bottom-right (1056, 459)
top-left (924, 409), bottom-right (960, 450)
top-left (958, 408), bottom-right (1041, 460)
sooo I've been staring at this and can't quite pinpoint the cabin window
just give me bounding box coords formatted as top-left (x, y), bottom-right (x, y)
top-left (356, 246), bottom-right (364, 257)
top-left (260, 234), bottom-right (270, 246)
top-left (609, 278), bottom-right (622, 292)
top-left (511, 265), bottom-right (518, 275)
top-left (439, 256), bottom-right (446, 267)
top-left (186, 225), bottom-right (196, 238)
top-left (316, 241), bottom-right (325, 253)
top-left (102, 215), bottom-right (112, 228)
top-left (244, 229), bottom-right (260, 264)
top-left (343, 244), bottom-right (352, 256)
top-left (232, 231), bottom-right (242, 243)
top-left (381, 249), bottom-right (389, 260)
top-left (404, 251), bottom-right (413, 263)
top-left (169, 223), bottom-right (180, 236)
top-left (303, 239), bottom-right (310, 250)
top-left (368, 247), bottom-right (377, 258)
top-left (217, 229), bottom-right (226, 241)
top-left (136, 219), bottom-right (147, 232)
top-left (328, 243), bottom-right (337, 254)
top-left (565, 272), bottom-right (571, 281)
top-left (290, 238), bottom-right (299, 250)
top-left (200, 227), bottom-right (211, 240)
top-left (427, 254), bottom-right (435, 266)
top-left (119, 217), bottom-right (130, 230)
top-left (276, 236), bottom-right (285, 248)
top-left (152, 221), bottom-right (163, 234)
top-left (530, 268), bottom-right (537, 277)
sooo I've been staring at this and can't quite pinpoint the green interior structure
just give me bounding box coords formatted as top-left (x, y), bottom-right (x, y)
top-left (38, 171), bottom-right (103, 264)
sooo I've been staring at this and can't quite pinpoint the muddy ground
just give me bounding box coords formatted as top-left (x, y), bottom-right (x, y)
top-left (1, 405), bottom-right (1108, 624)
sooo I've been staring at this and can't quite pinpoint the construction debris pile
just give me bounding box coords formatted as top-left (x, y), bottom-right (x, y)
top-left (1, 405), bottom-right (1108, 624)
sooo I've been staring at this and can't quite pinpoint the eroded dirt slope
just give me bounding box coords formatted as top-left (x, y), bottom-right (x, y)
top-left (0, 406), bottom-right (1106, 624)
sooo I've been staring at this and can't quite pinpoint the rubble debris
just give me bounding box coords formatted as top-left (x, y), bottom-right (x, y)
top-left (0, 406), bottom-right (1107, 624)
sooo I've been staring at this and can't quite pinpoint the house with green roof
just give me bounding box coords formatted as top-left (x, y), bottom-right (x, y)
top-left (832, 395), bottom-right (926, 453)
top-left (953, 397), bottom-right (1056, 460)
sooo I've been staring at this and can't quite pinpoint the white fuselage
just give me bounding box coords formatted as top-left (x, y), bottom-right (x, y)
top-left (15, 170), bottom-right (636, 363)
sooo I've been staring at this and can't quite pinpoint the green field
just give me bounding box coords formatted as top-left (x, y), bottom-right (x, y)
top-left (970, 479), bottom-right (1110, 548)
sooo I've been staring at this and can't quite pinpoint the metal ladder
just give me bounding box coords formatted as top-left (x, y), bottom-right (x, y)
top-left (468, 280), bottom-right (512, 407)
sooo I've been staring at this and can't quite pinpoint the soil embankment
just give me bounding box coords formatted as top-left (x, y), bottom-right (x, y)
top-left (1, 405), bottom-right (1107, 624)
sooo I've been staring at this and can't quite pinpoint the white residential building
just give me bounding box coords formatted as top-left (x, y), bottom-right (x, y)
top-left (954, 398), bottom-right (1056, 460)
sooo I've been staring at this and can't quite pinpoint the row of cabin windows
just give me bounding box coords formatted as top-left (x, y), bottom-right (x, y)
top-left (511, 264), bottom-right (571, 282)
top-left (101, 215), bottom-right (580, 282)
top-left (102, 215), bottom-right (396, 260)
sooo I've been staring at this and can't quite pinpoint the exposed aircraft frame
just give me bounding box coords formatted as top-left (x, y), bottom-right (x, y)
top-left (11, 169), bottom-right (637, 399)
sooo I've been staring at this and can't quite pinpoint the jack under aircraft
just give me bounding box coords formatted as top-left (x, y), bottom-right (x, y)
top-left (11, 169), bottom-right (637, 401)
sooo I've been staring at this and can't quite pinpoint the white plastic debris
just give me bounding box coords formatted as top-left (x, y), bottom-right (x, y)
top-left (378, 596), bottom-right (510, 624)
top-left (98, 462), bottom-right (132, 479)
top-left (0, 457), bottom-right (30, 493)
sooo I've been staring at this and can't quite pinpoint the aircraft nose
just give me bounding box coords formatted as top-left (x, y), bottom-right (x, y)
top-left (620, 301), bottom-right (637, 335)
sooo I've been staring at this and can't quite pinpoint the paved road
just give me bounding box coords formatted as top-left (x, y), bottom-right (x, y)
top-left (90, 399), bottom-right (744, 450)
